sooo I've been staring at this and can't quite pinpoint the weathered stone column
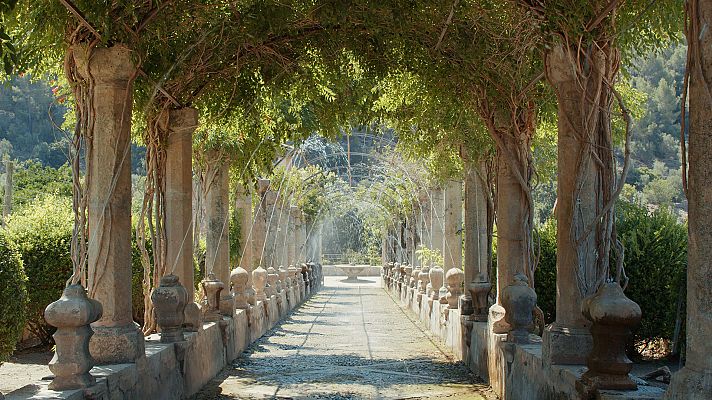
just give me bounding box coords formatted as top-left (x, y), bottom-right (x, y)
top-left (263, 184), bottom-right (278, 268)
top-left (236, 185), bottom-right (256, 305)
top-left (443, 180), bottom-right (462, 273)
top-left (253, 179), bottom-right (270, 267)
top-left (204, 150), bottom-right (232, 315)
top-left (237, 186), bottom-right (253, 271)
top-left (288, 206), bottom-right (298, 267)
top-left (74, 44), bottom-right (144, 364)
top-left (463, 159), bottom-right (490, 318)
top-left (542, 45), bottom-right (599, 365)
top-left (666, 5), bottom-right (712, 396)
top-left (165, 108), bottom-right (198, 302)
top-left (430, 188), bottom-right (445, 261)
top-left (418, 191), bottom-right (432, 254)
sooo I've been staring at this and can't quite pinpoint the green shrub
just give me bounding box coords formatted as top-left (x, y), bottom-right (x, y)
top-left (533, 221), bottom-right (557, 324)
top-left (0, 231), bottom-right (27, 363)
top-left (532, 201), bottom-right (687, 355)
top-left (6, 194), bottom-right (73, 345)
top-left (615, 201), bottom-right (687, 355)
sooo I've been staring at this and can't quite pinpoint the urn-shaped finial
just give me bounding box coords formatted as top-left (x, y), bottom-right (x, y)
top-left (580, 282), bottom-right (642, 390)
top-left (468, 272), bottom-right (492, 322)
top-left (443, 268), bottom-right (465, 309)
top-left (278, 265), bottom-right (289, 291)
top-left (266, 266), bottom-right (279, 296)
top-left (253, 266), bottom-right (268, 301)
top-left (151, 274), bottom-right (188, 343)
top-left (501, 273), bottom-right (537, 343)
top-left (45, 284), bottom-right (103, 390)
top-left (429, 266), bottom-right (444, 300)
top-left (201, 273), bottom-right (224, 322)
top-left (418, 266), bottom-right (430, 295)
top-left (230, 267), bottom-right (250, 310)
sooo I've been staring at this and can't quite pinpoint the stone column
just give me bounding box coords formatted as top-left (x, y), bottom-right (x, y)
top-left (263, 185), bottom-right (278, 268)
top-left (443, 180), bottom-right (462, 273)
top-left (275, 201), bottom-right (288, 267)
top-left (252, 179), bottom-right (269, 268)
top-left (288, 206), bottom-right (298, 267)
top-left (666, 5), bottom-right (712, 396)
top-left (430, 188), bottom-right (445, 262)
top-left (204, 150), bottom-right (232, 313)
top-left (463, 159), bottom-right (489, 315)
top-left (419, 192), bottom-right (433, 253)
top-left (542, 45), bottom-right (599, 365)
top-left (74, 44), bottom-right (144, 364)
top-left (165, 108), bottom-right (198, 301)
top-left (237, 186), bottom-right (253, 271)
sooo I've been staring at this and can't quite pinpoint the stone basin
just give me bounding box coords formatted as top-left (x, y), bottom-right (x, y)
top-left (335, 265), bottom-right (370, 282)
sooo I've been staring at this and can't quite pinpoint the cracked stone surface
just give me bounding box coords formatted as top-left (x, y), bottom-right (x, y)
top-left (193, 276), bottom-right (496, 399)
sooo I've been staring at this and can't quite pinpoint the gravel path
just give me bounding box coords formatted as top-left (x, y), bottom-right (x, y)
top-left (194, 276), bottom-right (496, 400)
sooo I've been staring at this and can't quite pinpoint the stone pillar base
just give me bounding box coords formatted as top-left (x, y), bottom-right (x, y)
top-left (664, 366), bottom-right (712, 400)
top-left (542, 323), bottom-right (592, 366)
top-left (89, 323), bottom-right (145, 364)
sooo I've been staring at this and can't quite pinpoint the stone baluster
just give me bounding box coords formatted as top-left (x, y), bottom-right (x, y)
top-left (469, 272), bottom-right (492, 322)
top-left (230, 267), bottom-right (250, 310)
top-left (253, 267), bottom-right (268, 302)
top-left (579, 282), bottom-right (641, 391)
top-left (501, 273), bottom-right (537, 344)
top-left (151, 274), bottom-right (188, 343)
top-left (429, 266), bottom-right (444, 302)
top-left (45, 285), bottom-right (103, 390)
top-left (201, 273), bottom-right (224, 322)
top-left (266, 267), bottom-right (279, 297)
top-left (442, 268), bottom-right (464, 309)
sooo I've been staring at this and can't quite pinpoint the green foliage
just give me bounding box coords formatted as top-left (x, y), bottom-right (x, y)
top-left (0, 229), bottom-right (27, 364)
top-left (533, 221), bottom-right (557, 324)
top-left (6, 194), bottom-right (72, 344)
top-left (615, 201), bottom-right (687, 354)
top-left (534, 201), bottom-right (688, 354)
top-left (416, 246), bottom-right (444, 267)
top-left (0, 75), bottom-right (68, 165)
top-left (10, 160), bottom-right (72, 211)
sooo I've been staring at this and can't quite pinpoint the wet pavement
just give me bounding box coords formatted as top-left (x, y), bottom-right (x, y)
top-left (193, 276), bottom-right (495, 400)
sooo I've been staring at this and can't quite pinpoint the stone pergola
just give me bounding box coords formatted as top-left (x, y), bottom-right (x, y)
top-left (24, 45), bottom-right (324, 400)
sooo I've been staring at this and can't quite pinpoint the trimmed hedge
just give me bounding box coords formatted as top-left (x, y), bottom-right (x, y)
top-left (533, 201), bottom-right (687, 355)
top-left (6, 195), bottom-right (73, 345)
top-left (0, 231), bottom-right (27, 363)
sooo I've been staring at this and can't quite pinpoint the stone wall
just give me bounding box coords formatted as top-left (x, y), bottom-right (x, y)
top-left (7, 285), bottom-right (318, 400)
top-left (383, 276), bottom-right (666, 400)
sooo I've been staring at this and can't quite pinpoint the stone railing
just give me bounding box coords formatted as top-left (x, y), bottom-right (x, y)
top-left (381, 264), bottom-right (665, 400)
top-left (8, 263), bottom-right (323, 400)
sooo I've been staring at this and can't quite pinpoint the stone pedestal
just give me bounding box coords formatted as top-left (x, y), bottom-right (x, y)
top-left (468, 272), bottom-right (492, 322)
top-left (165, 107), bottom-right (198, 304)
top-left (579, 282), bottom-right (641, 391)
top-left (267, 267), bottom-right (279, 297)
top-left (429, 266), bottom-right (444, 301)
top-left (151, 274), bottom-right (187, 343)
top-left (230, 267), bottom-right (250, 310)
top-left (443, 268), bottom-right (464, 309)
top-left (253, 267), bottom-right (268, 302)
top-left (73, 44), bottom-right (143, 365)
top-left (201, 273), bottom-right (223, 322)
top-left (45, 284), bottom-right (103, 390)
top-left (501, 274), bottom-right (537, 344)
top-left (278, 265), bottom-right (289, 293)
top-left (205, 150), bottom-right (232, 316)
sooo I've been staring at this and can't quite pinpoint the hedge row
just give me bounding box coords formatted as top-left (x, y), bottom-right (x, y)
top-left (532, 200), bottom-right (687, 356)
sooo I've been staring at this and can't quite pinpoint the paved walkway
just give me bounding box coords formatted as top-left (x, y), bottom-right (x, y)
top-left (194, 276), bottom-right (495, 400)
